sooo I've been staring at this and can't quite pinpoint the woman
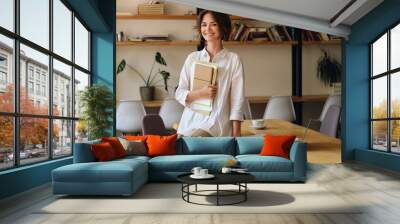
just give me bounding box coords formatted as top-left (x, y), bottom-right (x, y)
top-left (175, 10), bottom-right (245, 137)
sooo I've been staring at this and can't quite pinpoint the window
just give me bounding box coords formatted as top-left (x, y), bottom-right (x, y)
top-left (0, 71), bottom-right (6, 84)
top-left (28, 67), bottom-right (34, 80)
top-left (0, 0), bottom-right (91, 170)
top-left (35, 70), bottom-right (41, 81)
top-left (0, 54), bottom-right (8, 87)
top-left (42, 85), bottom-right (46, 97)
top-left (41, 73), bottom-right (46, 82)
top-left (370, 23), bottom-right (400, 154)
top-left (75, 18), bottom-right (89, 70)
top-left (53, 0), bottom-right (72, 60)
top-left (28, 81), bottom-right (34, 94)
top-left (20, 0), bottom-right (49, 49)
top-left (0, 0), bottom-right (14, 32)
top-left (36, 83), bottom-right (40, 95)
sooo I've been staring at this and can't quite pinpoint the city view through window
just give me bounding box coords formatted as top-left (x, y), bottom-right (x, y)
top-left (0, 0), bottom-right (90, 170)
top-left (371, 23), bottom-right (400, 153)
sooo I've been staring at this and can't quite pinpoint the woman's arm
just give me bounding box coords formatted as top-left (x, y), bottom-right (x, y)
top-left (232, 120), bottom-right (241, 137)
top-left (185, 85), bottom-right (217, 104)
top-left (175, 55), bottom-right (217, 106)
top-left (229, 55), bottom-right (245, 137)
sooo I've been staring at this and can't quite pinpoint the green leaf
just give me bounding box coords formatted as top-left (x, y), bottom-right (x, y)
top-left (155, 52), bottom-right (167, 66)
top-left (160, 70), bottom-right (170, 91)
top-left (116, 59), bottom-right (126, 74)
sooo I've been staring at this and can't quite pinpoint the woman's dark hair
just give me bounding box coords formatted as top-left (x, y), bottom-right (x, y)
top-left (196, 10), bottom-right (232, 50)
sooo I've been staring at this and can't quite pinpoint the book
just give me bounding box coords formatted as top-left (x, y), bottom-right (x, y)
top-left (190, 61), bottom-right (218, 116)
top-left (234, 23), bottom-right (246, 41)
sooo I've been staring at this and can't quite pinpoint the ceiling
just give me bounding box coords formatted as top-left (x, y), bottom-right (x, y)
top-left (167, 0), bottom-right (384, 38)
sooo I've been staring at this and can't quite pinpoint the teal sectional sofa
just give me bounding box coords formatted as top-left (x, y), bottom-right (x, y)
top-left (52, 137), bottom-right (307, 196)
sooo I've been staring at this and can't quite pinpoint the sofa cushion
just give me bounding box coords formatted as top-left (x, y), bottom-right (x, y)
top-left (91, 142), bottom-right (118, 161)
top-left (147, 134), bottom-right (177, 157)
top-left (260, 135), bottom-right (296, 159)
top-left (101, 137), bottom-right (127, 158)
top-left (177, 137), bottom-right (235, 155)
top-left (148, 154), bottom-right (235, 172)
top-left (236, 155), bottom-right (293, 172)
top-left (235, 137), bottom-right (263, 155)
top-left (118, 138), bottom-right (147, 156)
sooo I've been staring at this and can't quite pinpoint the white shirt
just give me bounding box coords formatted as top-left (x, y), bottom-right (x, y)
top-left (175, 48), bottom-right (245, 136)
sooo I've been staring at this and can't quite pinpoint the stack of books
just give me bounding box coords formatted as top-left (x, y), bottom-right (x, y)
top-left (190, 61), bottom-right (218, 116)
top-left (229, 23), bottom-right (294, 41)
top-left (142, 34), bottom-right (170, 42)
top-left (301, 30), bottom-right (342, 41)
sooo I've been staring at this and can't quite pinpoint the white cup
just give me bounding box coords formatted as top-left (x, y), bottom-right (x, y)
top-left (221, 167), bottom-right (232, 174)
top-left (199, 169), bottom-right (208, 176)
top-left (191, 167), bottom-right (202, 176)
top-left (251, 119), bottom-right (264, 127)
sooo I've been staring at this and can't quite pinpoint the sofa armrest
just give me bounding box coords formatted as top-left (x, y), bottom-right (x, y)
top-left (289, 141), bottom-right (307, 181)
top-left (73, 140), bottom-right (99, 163)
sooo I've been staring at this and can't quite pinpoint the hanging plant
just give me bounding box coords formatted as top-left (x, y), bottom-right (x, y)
top-left (316, 50), bottom-right (342, 86)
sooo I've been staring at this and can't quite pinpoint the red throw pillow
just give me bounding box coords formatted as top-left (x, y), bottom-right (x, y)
top-left (101, 137), bottom-right (127, 158)
top-left (124, 135), bottom-right (148, 142)
top-left (91, 142), bottom-right (117, 161)
top-left (146, 134), bottom-right (177, 157)
top-left (260, 135), bottom-right (296, 159)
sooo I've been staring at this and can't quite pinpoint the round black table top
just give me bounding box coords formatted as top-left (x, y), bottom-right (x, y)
top-left (177, 172), bottom-right (255, 185)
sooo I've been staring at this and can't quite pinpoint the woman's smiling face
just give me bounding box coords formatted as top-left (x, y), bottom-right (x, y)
top-left (201, 12), bottom-right (221, 42)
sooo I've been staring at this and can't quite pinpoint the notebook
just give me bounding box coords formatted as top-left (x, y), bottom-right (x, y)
top-left (190, 61), bottom-right (218, 116)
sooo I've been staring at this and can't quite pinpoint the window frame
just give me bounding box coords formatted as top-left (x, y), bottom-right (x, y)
top-left (0, 0), bottom-right (92, 171)
top-left (370, 20), bottom-right (400, 154)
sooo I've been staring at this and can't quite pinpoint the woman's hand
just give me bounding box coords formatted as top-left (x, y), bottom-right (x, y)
top-left (186, 84), bottom-right (218, 104)
top-left (200, 85), bottom-right (218, 99)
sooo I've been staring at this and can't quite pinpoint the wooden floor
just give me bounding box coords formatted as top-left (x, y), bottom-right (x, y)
top-left (1, 162), bottom-right (400, 224)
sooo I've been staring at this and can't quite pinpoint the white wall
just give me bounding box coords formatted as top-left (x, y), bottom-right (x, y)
top-left (116, 0), bottom-right (340, 101)
top-left (302, 45), bottom-right (342, 95)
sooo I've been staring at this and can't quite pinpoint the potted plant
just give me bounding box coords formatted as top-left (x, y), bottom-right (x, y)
top-left (316, 50), bottom-right (342, 91)
top-left (116, 52), bottom-right (171, 101)
top-left (79, 84), bottom-right (114, 140)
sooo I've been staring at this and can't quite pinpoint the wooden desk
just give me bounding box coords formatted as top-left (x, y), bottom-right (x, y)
top-left (241, 119), bottom-right (341, 164)
top-left (143, 95), bottom-right (328, 108)
top-left (247, 95), bottom-right (328, 104)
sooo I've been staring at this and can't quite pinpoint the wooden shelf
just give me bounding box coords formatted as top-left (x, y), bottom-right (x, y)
top-left (116, 40), bottom-right (298, 46)
top-left (117, 40), bottom-right (197, 46)
top-left (116, 14), bottom-right (251, 20)
top-left (117, 14), bottom-right (196, 20)
top-left (302, 40), bottom-right (342, 45)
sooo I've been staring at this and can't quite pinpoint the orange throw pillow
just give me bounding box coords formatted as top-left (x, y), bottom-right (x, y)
top-left (146, 134), bottom-right (177, 157)
top-left (101, 137), bottom-right (127, 158)
top-left (91, 142), bottom-right (117, 161)
top-left (260, 135), bottom-right (296, 159)
top-left (124, 135), bottom-right (148, 142)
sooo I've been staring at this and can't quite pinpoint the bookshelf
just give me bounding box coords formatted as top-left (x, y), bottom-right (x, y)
top-left (116, 14), bottom-right (249, 20)
top-left (302, 40), bottom-right (342, 45)
top-left (116, 40), bottom-right (299, 46)
top-left (116, 12), bottom-right (343, 47)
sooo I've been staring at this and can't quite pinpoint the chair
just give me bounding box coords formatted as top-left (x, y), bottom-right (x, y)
top-left (319, 105), bottom-right (341, 137)
top-left (318, 94), bottom-right (341, 122)
top-left (158, 98), bottom-right (184, 129)
top-left (243, 98), bottom-right (252, 120)
top-left (116, 100), bottom-right (146, 134)
top-left (142, 114), bottom-right (169, 136)
top-left (304, 94), bottom-right (341, 134)
top-left (263, 96), bottom-right (296, 122)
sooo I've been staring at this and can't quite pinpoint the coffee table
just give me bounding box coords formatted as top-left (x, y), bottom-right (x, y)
top-left (177, 173), bottom-right (255, 206)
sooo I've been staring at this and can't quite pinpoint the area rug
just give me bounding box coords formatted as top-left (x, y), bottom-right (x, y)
top-left (38, 183), bottom-right (361, 214)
